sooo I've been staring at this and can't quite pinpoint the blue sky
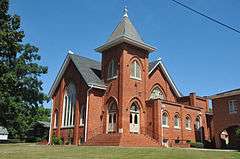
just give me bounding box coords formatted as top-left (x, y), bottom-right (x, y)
top-left (10, 0), bottom-right (240, 107)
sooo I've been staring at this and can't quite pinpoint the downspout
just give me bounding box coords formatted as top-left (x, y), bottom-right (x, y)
top-left (84, 85), bottom-right (93, 142)
top-left (48, 99), bottom-right (54, 145)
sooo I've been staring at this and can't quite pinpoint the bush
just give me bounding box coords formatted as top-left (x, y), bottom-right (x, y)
top-left (190, 142), bottom-right (204, 148)
top-left (52, 135), bottom-right (63, 145)
top-left (236, 128), bottom-right (240, 138)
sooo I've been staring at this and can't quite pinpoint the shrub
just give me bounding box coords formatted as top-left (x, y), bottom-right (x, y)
top-left (52, 135), bottom-right (63, 145)
top-left (236, 128), bottom-right (240, 138)
top-left (190, 142), bottom-right (204, 148)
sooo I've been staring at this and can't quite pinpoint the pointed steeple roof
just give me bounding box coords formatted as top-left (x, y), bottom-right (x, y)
top-left (95, 8), bottom-right (156, 53)
top-left (107, 12), bottom-right (144, 44)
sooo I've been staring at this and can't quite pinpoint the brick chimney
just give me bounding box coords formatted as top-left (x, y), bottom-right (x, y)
top-left (189, 92), bottom-right (196, 106)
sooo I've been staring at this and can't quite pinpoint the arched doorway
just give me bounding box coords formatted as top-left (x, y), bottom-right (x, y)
top-left (107, 101), bottom-right (117, 133)
top-left (130, 102), bottom-right (140, 133)
top-left (219, 126), bottom-right (240, 149)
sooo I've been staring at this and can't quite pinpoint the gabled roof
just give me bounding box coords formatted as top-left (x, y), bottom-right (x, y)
top-left (148, 58), bottom-right (182, 97)
top-left (48, 53), bottom-right (106, 97)
top-left (209, 88), bottom-right (240, 99)
top-left (95, 15), bottom-right (156, 53)
top-left (0, 126), bottom-right (8, 135)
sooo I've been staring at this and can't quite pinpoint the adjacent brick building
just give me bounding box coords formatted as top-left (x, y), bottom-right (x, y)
top-left (210, 89), bottom-right (240, 149)
top-left (49, 10), bottom-right (212, 147)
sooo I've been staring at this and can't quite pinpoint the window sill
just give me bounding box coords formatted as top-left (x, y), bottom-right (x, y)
top-left (174, 126), bottom-right (180, 129)
top-left (107, 76), bottom-right (117, 81)
top-left (162, 125), bottom-right (169, 128)
top-left (229, 111), bottom-right (237, 114)
top-left (79, 124), bottom-right (85, 127)
top-left (130, 76), bottom-right (142, 81)
top-left (186, 128), bottom-right (192, 131)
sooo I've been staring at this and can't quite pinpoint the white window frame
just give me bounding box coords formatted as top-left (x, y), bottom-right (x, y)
top-left (174, 114), bottom-right (180, 129)
top-left (80, 105), bottom-right (86, 126)
top-left (195, 117), bottom-right (201, 131)
top-left (54, 111), bottom-right (58, 129)
top-left (228, 100), bottom-right (238, 114)
top-left (185, 116), bottom-right (191, 130)
top-left (162, 112), bottom-right (169, 128)
top-left (107, 60), bottom-right (117, 80)
top-left (130, 60), bottom-right (141, 80)
top-left (62, 83), bottom-right (76, 128)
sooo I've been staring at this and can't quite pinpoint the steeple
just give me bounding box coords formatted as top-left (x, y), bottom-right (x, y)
top-left (95, 6), bottom-right (156, 53)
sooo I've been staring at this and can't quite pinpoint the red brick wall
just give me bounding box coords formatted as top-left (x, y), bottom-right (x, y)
top-left (212, 94), bottom-right (240, 148)
top-left (50, 60), bottom-right (88, 144)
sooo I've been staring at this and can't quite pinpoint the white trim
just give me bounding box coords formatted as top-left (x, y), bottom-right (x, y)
top-left (95, 35), bottom-right (156, 53)
top-left (162, 125), bottom-right (169, 128)
top-left (107, 76), bottom-right (117, 81)
top-left (48, 99), bottom-right (54, 145)
top-left (130, 76), bottom-right (142, 81)
top-left (49, 53), bottom-right (107, 97)
top-left (148, 59), bottom-right (182, 97)
top-left (84, 85), bottom-right (93, 142)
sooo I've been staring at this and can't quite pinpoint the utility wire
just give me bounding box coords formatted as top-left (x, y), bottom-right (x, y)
top-left (170, 0), bottom-right (240, 34)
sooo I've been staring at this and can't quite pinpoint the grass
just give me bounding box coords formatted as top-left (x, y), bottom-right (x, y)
top-left (0, 143), bottom-right (239, 159)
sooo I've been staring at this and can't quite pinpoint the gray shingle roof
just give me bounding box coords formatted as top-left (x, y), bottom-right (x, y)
top-left (0, 126), bottom-right (8, 135)
top-left (37, 121), bottom-right (50, 128)
top-left (69, 54), bottom-right (105, 87)
top-left (108, 16), bottom-right (144, 44)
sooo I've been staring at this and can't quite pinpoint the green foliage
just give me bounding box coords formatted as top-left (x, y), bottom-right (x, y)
top-left (236, 128), bottom-right (240, 138)
top-left (0, 0), bottom-right (48, 139)
top-left (190, 142), bottom-right (204, 148)
top-left (52, 135), bottom-right (63, 145)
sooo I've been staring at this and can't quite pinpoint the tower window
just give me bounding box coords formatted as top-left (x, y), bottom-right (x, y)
top-left (130, 60), bottom-right (141, 80)
top-left (107, 60), bottom-right (117, 79)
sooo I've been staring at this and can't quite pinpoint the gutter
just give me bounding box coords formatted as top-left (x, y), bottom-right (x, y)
top-left (84, 85), bottom-right (94, 142)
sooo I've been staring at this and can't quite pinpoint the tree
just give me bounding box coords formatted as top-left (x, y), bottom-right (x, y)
top-left (0, 0), bottom-right (48, 139)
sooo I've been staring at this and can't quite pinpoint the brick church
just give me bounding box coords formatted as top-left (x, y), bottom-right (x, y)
top-left (49, 8), bottom-right (212, 147)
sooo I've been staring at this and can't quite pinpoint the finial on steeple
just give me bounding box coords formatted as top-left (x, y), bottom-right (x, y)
top-left (123, 0), bottom-right (128, 18)
top-left (123, 5), bottom-right (128, 18)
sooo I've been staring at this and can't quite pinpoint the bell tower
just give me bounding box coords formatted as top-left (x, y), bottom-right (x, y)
top-left (95, 6), bottom-right (156, 134)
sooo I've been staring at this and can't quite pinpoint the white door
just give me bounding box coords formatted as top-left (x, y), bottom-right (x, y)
top-left (108, 113), bottom-right (116, 132)
top-left (130, 113), bottom-right (139, 133)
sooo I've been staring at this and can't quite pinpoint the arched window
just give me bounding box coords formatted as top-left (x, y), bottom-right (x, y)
top-left (54, 110), bottom-right (58, 128)
top-left (162, 112), bottom-right (168, 127)
top-left (150, 86), bottom-right (165, 100)
top-left (174, 114), bottom-right (180, 128)
top-left (195, 116), bottom-right (201, 130)
top-left (130, 60), bottom-right (141, 80)
top-left (62, 83), bottom-right (76, 127)
top-left (107, 60), bottom-right (117, 79)
top-left (108, 101), bottom-right (117, 132)
top-left (130, 102), bottom-right (140, 133)
top-left (185, 116), bottom-right (191, 130)
top-left (80, 105), bottom-right (86, 126)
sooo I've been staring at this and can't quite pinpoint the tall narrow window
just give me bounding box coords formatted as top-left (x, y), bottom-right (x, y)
top-left (62, 83), bottom-right (76, 127)
top-left (174, 114), bottom-right (180, 128)
top-left (130, 60), bottom-right (141, 80)
top-left (80, 105), bottom-right (86, 126)
top-left (185, 116), bottom-right (191, 130)
top-left (162, 112), bottom-right (168, 127)
top-left (54, 111), bottom-right (58, 128)
top-left (150, 86), bottom-right (165, 100)
top-left (195, 116), bottom-right (201, 131)
top-left (107, 60), bottom-right (117, 79)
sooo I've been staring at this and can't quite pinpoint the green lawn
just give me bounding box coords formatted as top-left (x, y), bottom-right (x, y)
top-left (0, 143), bottom-right (239, 159)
